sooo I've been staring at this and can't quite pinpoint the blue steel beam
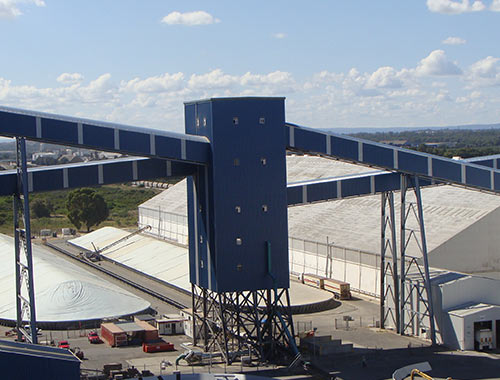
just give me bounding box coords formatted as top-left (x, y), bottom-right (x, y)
top-left (286, 154), bottom-right (500, 206)
top-left (0, 157), bottom-right (196, 196)
top-left (286, 123), bottom-right (500, 194)
top-left (0, 106), bottom-right (210, 164)
top-left (287, 171), bottom-right (434, 206)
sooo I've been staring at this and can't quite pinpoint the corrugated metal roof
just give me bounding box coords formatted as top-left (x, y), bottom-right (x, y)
top-left (0, 339), bottom-right (80, 362)
top-left (448, 303), bottom-right (500, 317)
top-left (138, 154), bottom-right (500, 258)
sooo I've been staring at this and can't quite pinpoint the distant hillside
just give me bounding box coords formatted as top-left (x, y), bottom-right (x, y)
top-left (337, 123), bottom-right (500, 159)
top-left (324, 123), bottom-right (500, 135)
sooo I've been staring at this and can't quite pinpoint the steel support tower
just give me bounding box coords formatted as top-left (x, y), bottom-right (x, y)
top-left (14, 137), bottom-right (38, 344)
top-left (380, 175), bottom-right (436, 344)
top-left (191, 285), bottom-right (295, 363)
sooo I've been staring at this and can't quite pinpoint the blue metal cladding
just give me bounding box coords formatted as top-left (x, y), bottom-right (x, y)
top-left (362, 144), bottom-right (393, 168)
top-left (307, 180), bottom-right (338, 203)
top-left (397, 151), bottom-right (428, 175)
top-left (293, 128), bottom-right (327, 153)
top-left (0, 340), bottom-right (80, 380)
top-left (155, 134), bottom-right (182, 159)
top-left (82, 123), bottom-right (115, 150)
top-left (0, 106), bottom-right (211, 164)
top-left (41, 118), bottom-right (79, 144)
top-left (374, 172), bottom-right (401, 193)
top-left (495, 172), bottom-right (500, 191)
top-left (0, 110), bottom-right (36, 137)
top-left (431, 158), bottom-right (461, 183)
top-left (119, 129), bottom-right (150, 155)
top-left (185, 98), bottom-right (288, 292)
top-left (0, 158), bottom-right (196, 195)
top-left (341, 176), bottom-right (371, 198)
top-left (466, 165), bottom-right (491, 188)
top-left (287, 185), bottom-right (304, 205)
top-left (331, 135), bottom-right (358, 161)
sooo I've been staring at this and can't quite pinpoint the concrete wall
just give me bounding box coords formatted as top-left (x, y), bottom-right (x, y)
top-left (429, 206), bottom-right (500, 275)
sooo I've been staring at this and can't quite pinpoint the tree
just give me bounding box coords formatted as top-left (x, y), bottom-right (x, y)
top-left (31, 199), bottom-right (52, 218)
top-left (66, 188), bottom-right (109, 232)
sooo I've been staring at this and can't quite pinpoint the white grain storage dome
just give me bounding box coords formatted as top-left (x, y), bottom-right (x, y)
top-left (0, 234), bottom-right (150, 328)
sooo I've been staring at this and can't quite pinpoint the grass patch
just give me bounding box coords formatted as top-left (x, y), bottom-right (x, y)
top-left (0, 184), bottom-right (162, 236)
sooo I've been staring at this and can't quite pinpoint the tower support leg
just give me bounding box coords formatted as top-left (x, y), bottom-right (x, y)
top-left (14, 137), bottom-right (37, 344)
top-left (399, 175), bottom-right (436, 345)
top-left (191, 285), bottom-right (295, 364)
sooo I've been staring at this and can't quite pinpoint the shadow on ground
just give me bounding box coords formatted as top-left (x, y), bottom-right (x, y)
top-left (246, 346), bottom-right (500, 380)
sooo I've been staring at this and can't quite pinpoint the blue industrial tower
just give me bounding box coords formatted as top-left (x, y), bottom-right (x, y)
top-left (184, 98), bottom-right (295, 362)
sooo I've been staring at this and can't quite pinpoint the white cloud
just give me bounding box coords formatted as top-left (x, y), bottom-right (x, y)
top-left (427, 0), bottom-right (485, 14)
top-left (121, 72), bottom-right (184, 93)
top-left (442, 36), bottom-right (466, 45)
top-left (2, 60), bottom-right (500, 134)
top-left (491, 0), bottom-right (500, 10)
top-left (188, 69), bottom-right (238, 89)
top-left (466, 56), bottom-right (500, 86)
top-left (416, 50), bottom-right (462, 76)
top-left (161, 11), bottom-right (220, 26)
top-left (57, 73), bottom-right (84, 85)
top-left (273, 33), bottom-right (286, 39)
top-left (365, 67), bottom-right (404, 89)
top-left (0, 0), bottom-right (45, 19)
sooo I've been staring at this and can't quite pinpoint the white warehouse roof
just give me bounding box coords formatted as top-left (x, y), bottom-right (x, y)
top-left (138, 154), bottom-right (500, 277)
top-left (0, 234), bottom-right (150, 324)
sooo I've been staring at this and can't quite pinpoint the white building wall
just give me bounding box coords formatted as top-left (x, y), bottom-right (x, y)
top-left (440, 276), bottom-right (500, 311)
top-left (429, 207), bottom-right (500, 275)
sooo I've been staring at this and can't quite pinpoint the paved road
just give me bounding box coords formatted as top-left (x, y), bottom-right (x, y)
top-left (41, 238), bottom-right (192, 316)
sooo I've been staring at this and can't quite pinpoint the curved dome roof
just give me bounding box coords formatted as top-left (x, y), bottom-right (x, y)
top-left (0, 234), bottom-right (150, 323)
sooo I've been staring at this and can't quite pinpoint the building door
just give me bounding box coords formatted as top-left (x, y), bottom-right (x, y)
top-left (474, 320), bottom-right (492, 350)
top-left (496, 320), bottom-right (500, 348)
top-left (172, 323), bottom-right (176, 334)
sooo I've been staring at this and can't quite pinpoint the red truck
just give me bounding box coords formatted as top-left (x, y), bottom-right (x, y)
top-left (87, 331), bottom-right (103, 344)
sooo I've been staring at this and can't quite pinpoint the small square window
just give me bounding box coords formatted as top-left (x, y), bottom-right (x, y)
top-left (199, 235), bottom-right (203, 244)
top-left (196, 118), bottom-right (200, 127)
top-left (233, 117), bottom-right (239, 125)
top-left (235, 206), bottom-right (241, 213)
top-left (236, 264), bottom-right (243, 271)
top-left (234, 158), bottom-right (240, 166)
top-left (203, 117), bottom-right (207, 127)
top-left (261, 158), bottom-right (267, 165)
top-left (259, 117), bottom-right (265, 125)
top-left (236, 237), bottom-right (242, 246)
top-left (262, 205), bottom-right (268, 212)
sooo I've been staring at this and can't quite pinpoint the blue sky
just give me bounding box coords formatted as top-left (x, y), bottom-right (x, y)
top-left (1, 0), bottom-right (500, 132)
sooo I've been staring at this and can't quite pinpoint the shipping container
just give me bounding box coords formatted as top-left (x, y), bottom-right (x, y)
top-left (135, 320), bottom-right (159, 342)
top-left (323, 278), bottom-right (351, 300)
top-left (302, 273), bottom-right (324, 289)
top-left (100, 323), bottom-right (127, 347)
top-left (142, 340), bottom-right (175, 353)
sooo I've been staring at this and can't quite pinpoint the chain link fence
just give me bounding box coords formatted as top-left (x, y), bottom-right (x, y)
top-left (289, 237), bottom-right (381, 298)
top-left (138, 207), bottom-right (188, 245)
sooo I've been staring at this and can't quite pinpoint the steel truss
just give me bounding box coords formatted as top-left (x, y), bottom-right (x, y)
top-left (14, 137), bottom-right (38, 344)
top-left (191, 284), bottom-right (296, 364)
top-left (380, 191), bottom-right (400, 332)
top-left (380, 175), bottom-right (436, 345)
